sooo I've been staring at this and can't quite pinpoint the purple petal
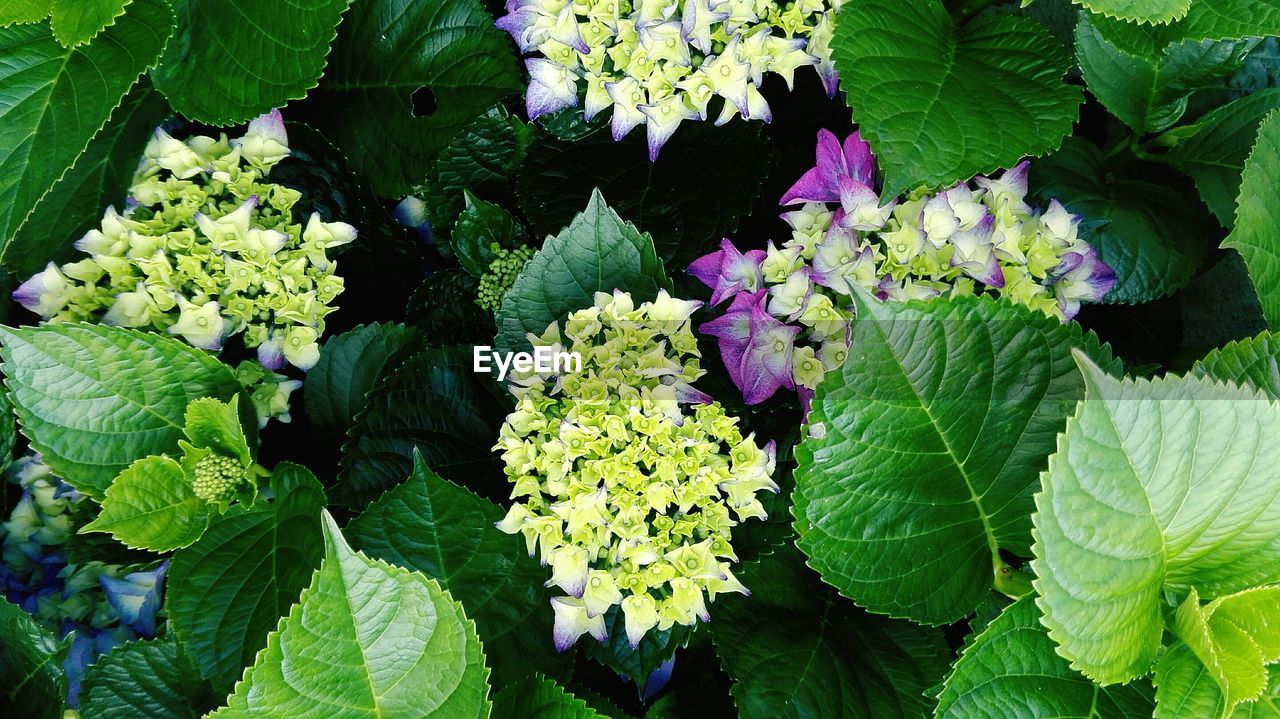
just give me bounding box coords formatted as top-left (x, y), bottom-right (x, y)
top-left (842, 131), bottom-right (877, 188)
top-left (779, 165), bottom-right (838, 205)
top-left (688, 249), bottom-right (726, 288)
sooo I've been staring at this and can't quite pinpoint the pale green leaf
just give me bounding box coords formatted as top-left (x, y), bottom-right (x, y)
top-left (831, 0), bottom-right (1080, 195)
top-left (0, 0), bottom-right (49, 25)
top-left (0, 0), bottom-right (173, 257)
top-left (1192, 331), bottom-right (1280, 398)
top-left (150, 0), bottom-right (352, 125)
top-left (79, 635), bottom-right (219, 718)
top-left (4, 81), bottom-right (170, 281)
top-left (49, 0), bottom-right (130, 46)
top-left (495, 189), bottom-right (671, 353)
top-left (1169, 89), bottom-right (1280, 225)
top-left (183, 396), bottom-right (251, 465)
top-left (1072, 0), bottom-right (1189, 23)
top-left (1165, 586), bottom-right (1280, 715)
top-left (712, 547), bottom-right (949, 719)
top-left (1224, 109), bottom-right (1280, 330)
top-left (792, 295), bottom-right (1119, 625)
top-left (309, 0), bottom-right (523, 196)
top-left (208, 511), bottom-right (491, 719)
top-left (0, 598), bottom-right (67, 717)
top-left (80, 455), bottom-right (211, 551)
top-left (346, 452), bottom-right (567, 684)
top-left (168, 463), bottom-right (326, 689)
top-left (492, 675), bottom-right (607, 719)
top-left (1030, 137), bottom-right (1211, 303)
top-left (936, 596), bottom-right (1154, 718)
top-left (1032, 356), bottom-right (1280, 684)
top-left (0, 324), bottom-right (241, 498)
top-left (303, 323), bottom-right (420, 439)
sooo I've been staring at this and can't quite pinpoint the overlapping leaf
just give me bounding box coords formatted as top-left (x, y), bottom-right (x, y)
top-left (1224, 109), bottom-right (1280, 329)
top-left (80, 456), bottom-right (211, 552)
top-left (79, 636), bottom-right (219, 719)
top-left (1192, 330), bottom-right (1280, 396)
top-left (831, 0), bottom-right (1080, 194)
top-left (208, 512), bottom-right (490, 718)
top-left (1170, 89), bottom-right (1280, 225)
top-left (1073, 0), bottom-right (1190, 23)
top-left (0, 324), bottom-right (240, 497)
top-left (793, 295), bottom-right (1119, 625)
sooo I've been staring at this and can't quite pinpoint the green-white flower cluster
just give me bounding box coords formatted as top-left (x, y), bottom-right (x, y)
top-left (498, 0), bottom-right (844, 159)
top-left (14, 112), bottom-right (356, 379)
top-left (494, 289), bottom-right (778, 650)
top-left (477, 245), bottom-right (537, 312)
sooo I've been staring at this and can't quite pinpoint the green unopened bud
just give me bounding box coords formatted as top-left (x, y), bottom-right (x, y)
top-left (191, 453), bottom-right (243, 504)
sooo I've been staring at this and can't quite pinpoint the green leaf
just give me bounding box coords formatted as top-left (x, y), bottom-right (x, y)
top-left (335, 346), bottom-right (509, 507)
top-left (4, 81), bottom-right (170, 281)
top-left (1030, 137), bottom-right (1212, 303)
top-left (405, 270), bottom-right (497, 346)
top-left (515, 120), bottom-right (772, 262)
top-left (309, 0), bottom-right (522, 196)
top-left (0, 387), bottom-right (13, 476)
top-left (792, 295), bottom-right (1119, 625)
top-left (49, 0), bottom-right (130, 46)
top-left (417, 106), bottom-right (535, 244)
top-left (184, 396), bottom-right (251, 464)
top-left (451, 191), bottom-right (526, 278)
top-left (1032, 356), bottom-right (1280, 685)
top-left (583, 608), bottom-right (691, 693)
top-left (150, 0), bottom-right (352, 125)
top-left (492, 675), bottom-right (608, 719)
top-left (0, 324), bottom-right (241, 498)
top-left (304, 323), bottom-right (420, 438)
top-left (712, 547), bottom-right (950, 719)
top-left (208, 511), bottom-right (491, 719)
top-left (831, 0), bottom-right (1080, 195)
top-left (168, 463), bottom-right (326, 689)
top-left (80, 455), bottom-right (212, 551)
top-left (347, 451), bottom-right (567, 684)
top-left (1072, 0), bottom-right (1189, 23)
top-left (936, 596), bottom-right (1154, 718)
top-left (1167, 586), bottom-right (1280, 713)
top-left (1089, 1), bottom-right (1280, 59)
top-left (1192, 331), bottom-right (1280, 397)
top-left (1169, 89), bottom-right (1280, 225)
top-left (495, 189), bottom-right (671, 353)
top-left (1157, 659), bottom-right (1280, 718)
top-left (79, 635), bottom-right (219, 719)
top-left (0, 0), bottom-right (173, 258)
top-left (1075, 15), bottom-right (1252, 133)
top-left (1224, 109), bottom-right (1280, 331)
top-left (0, 598), bottom-right (67, 716)
top-left (0, 0), bottom-right (50, 25)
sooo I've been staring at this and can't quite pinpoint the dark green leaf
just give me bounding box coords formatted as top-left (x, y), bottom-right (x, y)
top-left (492, 675), bottom-right (609, 719)
top-left (79, 635), bottom-right (219, 719)
top-left (452, 191), bottom-right (527, 278)
top-left (0, 598), bottom-right (67, 717)
top-left (49, 0), bottom-right (129, 46)
top-left (1223, 109), bottom-right (1280, 329)
top-left (583, 608), bottom-right (691, 694)
top-left (1193, 330), bottom-right (1280, 397)
top-left (303, 323), bottom-right (420, 438)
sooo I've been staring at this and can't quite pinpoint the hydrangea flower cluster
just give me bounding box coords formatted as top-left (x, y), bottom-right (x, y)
top-left (477, 245), bottom-right (537, 311)
top-left (0, 455), bottom-right (167, 706)
top-left (13, 111), bottom-right (357, 384)
top-left (493, 290), bottom-right (778, 650)
top-left (689, 130), bottom-right (1117, 409)
top-left (498, 0), bottom-right (845, 159)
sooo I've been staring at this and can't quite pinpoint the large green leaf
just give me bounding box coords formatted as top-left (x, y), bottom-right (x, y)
top-left (1031, 137), bottom-right (1211, 303)
top-left (712, 547), bottom-right (950, 719)
top-left (168, 464), bottom-right (326, 689)
top-left (1192, 331), bottom-right (1280, 397)
top-left (346, 452), bottom-right (566, 683)
top-left (1032, 356), bottom-right (1280, 685)
top-left (1157, 656), bottom-right (1280, 718)
top-left (0, 0), bottom-right (173, 258)
top-left (0, 324), bottom-right (241, 498)
top-left (515, 120), bottom-right (772, 262)
top-left (1224, 109), bottom-right (1280, 330)
top-left (495, 189), bottom-right (671, 353)
top-left (936, 596), bottom-right (1154, 718)
top-left (1075, 15), bottom-right (1252, 133)
top-left (1169, 88), bottom-right (1280, 225)
top-left (308, 0), bottom-right (522, 196)
top-left (4, 81), bottom-right (170, 281)
top-left (1072, 0), bottom-right (1189, 23)
top-left (303, 323), bottom-right (420, 439)
top-left (79, 635), bottom-right (219, 719)
top-left (334, 346), bottom-right (508, 507)
top-left (79, 455), bottom-right (212, 552)
top-left (831, 0), bottom-right (1080, 195)
top-left (151, 0), bottom-right (352, 125)
top-left (0, 1), bottom-right (50, 25)
top-left (0, 598), bottom-right (67, 717)
top-left (792, 295), bottom-right (1119, 625)
top-left (492, 676), bottom-right (607, 719)
top-left (1092, 0), bottom-right (1280, 53)
top-left (208, 511), bottom-right (490, 719)
top-left (49, 0), bottom-right (130, 46)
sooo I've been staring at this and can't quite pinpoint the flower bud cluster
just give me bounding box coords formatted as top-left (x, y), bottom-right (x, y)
top-left (494, 289), bottom-right (778, 650)
top-left (477, 245), bottom-right (537, 311)
top-left (498, 0), bottom-right (844, 159)
top-left (0, 454), bottom-right (167, 706)
top-left (13, 111), bottom-right (357, 377)
top-left (689, 130), bottom-right (1117, 409)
